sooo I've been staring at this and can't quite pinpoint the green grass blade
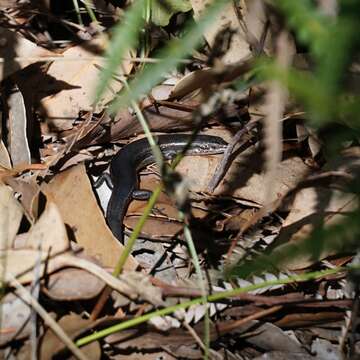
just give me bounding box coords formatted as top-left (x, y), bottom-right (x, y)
top-left (76, 265), bottom-right (354, 347)
top-left (109, 0), bottom-right (229, 114)
top-left (180, 211), bottom-right (210, 358)
top-left (95, 0), bottom-right (145, 103)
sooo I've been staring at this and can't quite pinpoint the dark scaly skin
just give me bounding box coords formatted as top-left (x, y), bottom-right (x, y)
top-left (106, 134), bottom-right (228, 242)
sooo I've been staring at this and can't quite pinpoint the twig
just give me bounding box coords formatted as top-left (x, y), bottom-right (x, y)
top-left (77, 266), bottom-right (353, 347)
top-left (30, 248), bottom-right (42, 360)
top-left (207, 120), bottom-right (258, 192)
top-left (218, 305), bottom-right (282, 333)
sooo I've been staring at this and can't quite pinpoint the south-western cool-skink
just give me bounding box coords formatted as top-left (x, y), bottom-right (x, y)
top-left (106, 134), bottom-right (228, 242)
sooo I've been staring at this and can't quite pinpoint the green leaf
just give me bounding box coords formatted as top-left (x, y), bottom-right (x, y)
top-left (109, 0), bottom-right (229, 114)
top-left (95, 0), bottom-right (145, 103)
top-left (151, 0), bottom-right (192, 26)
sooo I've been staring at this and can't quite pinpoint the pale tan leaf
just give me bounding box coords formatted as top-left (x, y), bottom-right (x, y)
top-left (23, 201), bottom-right (69, 253)
top-left (277, 148), bottom-right (360, 269)
top-left (41, 164), bottom-right (138, 269)
top-left (0, 27), bottom-right (57, 81)
top-left (0, 183), bottom-right (23, 250)
top-left (214, 147), bottom-right (311, 206)
top-left (0, 0), bottom-right (22, 8)
top-left (0, 292), bottom-right (32, 346)
top-left (0, 248), bottom-right (53, 284)
top-left (0, 249), bottom-right (138, 298)
top-left (39, 36), bottom-right (133, 131)
top-left (44, 268), bottom-right (105, 301)
top-left (176, 155), bottom-right (226, 192)
top-left (0, 139), bottom-right (11, 168)
top-left (170, 68), bottom-right (214, 100)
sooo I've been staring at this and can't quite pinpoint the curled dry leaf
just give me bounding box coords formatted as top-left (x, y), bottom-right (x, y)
top-left (170, 59), bottom-right (254, 101)
top-left (39, 35), bottom-right (133, 131)
top-left (0, 183), bottom-right (23, 249)
top-left (106, 318), bottom-right (304, 358)
top-left (170, 68), bottom-right (218, 101)
top-left (44, 268), bottom-right (105, 301)
top-left (41, 163), bottom-right (138, 269)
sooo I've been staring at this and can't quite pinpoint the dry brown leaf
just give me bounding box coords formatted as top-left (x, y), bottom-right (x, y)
top-left (0, 139), bottom-right (11, 168)
top-left (272, 147), bottom-right (360, 269)
top-left (40, 313), bottom-right (101, 360)
top-left (22, 201), bottom-right (69, 253)
top-left (109, 104), bottom-right (197, 141)
top-left (0, 248), bottom-right (56, 284)
top-left (0, 27), bottom-right (57, 82)
top-left (44, 268), bottom-right (105, 301)
top-left (241, 322), bottom-right (305, 353)
top-left (4, 84), bottom-right (31, 166)
top-left (0, 183), bottom-right (23, 249)
top-left (40, 35), bottom-right (133, 131)
top-left (177, 155), bottom-right (225, 192)
top-left (170, 68), bottom-right (216, 100)
top-left (169, 59), bottom-right (254, 101)
top-left (41, 163), bottom-right (137, 269)
top-left (214, 146), bottom-right (311, 206)
top-left (126, 185), bottom-right (183, 238)
top-left (190, 0), bottom-right (250, 64)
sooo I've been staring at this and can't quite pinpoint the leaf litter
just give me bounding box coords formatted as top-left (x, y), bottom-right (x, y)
top-left (0, 0), bottom-right (359, 359)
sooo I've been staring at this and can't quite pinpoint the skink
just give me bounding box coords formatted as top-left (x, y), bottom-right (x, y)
top-left (106, 134), bottom-right (228, 243)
